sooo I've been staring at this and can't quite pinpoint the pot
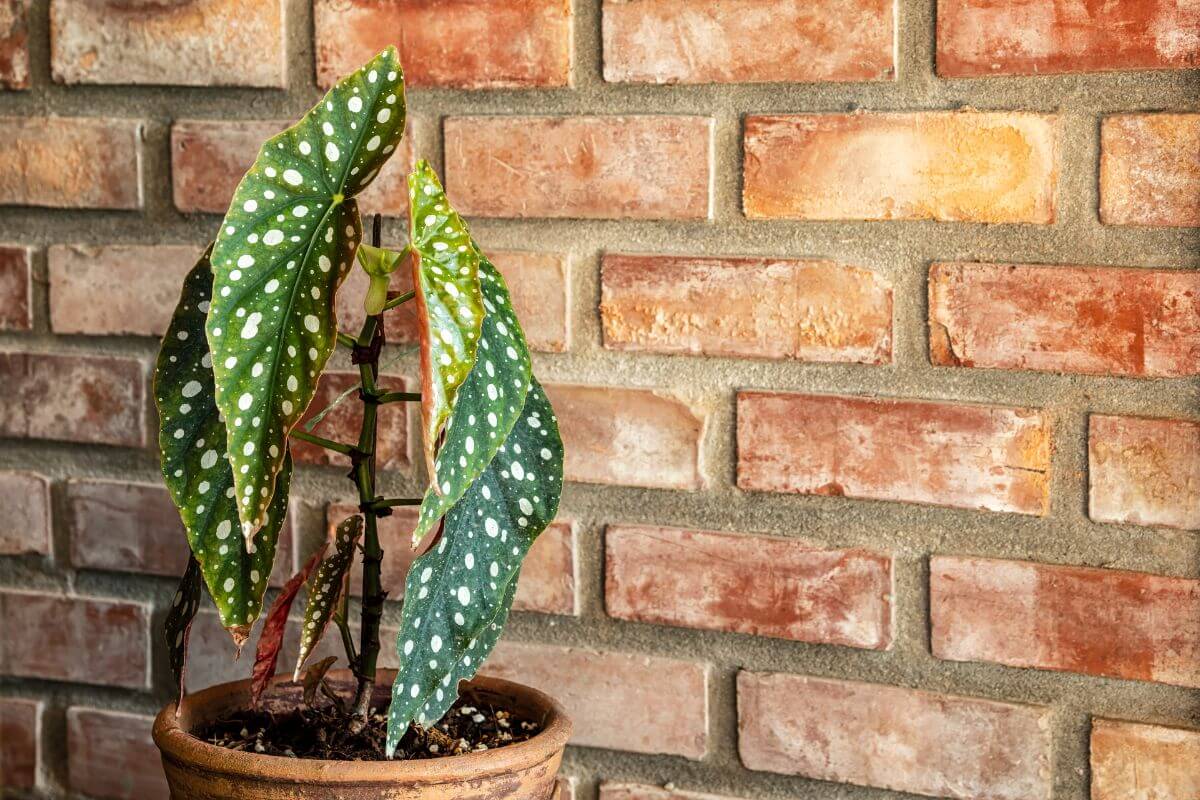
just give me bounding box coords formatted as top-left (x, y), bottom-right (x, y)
top-left (153, 669), bottom-right (571, 800)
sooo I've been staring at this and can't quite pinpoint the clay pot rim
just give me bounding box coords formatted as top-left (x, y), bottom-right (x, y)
top-left (153, 670), bottom-right (572, 784)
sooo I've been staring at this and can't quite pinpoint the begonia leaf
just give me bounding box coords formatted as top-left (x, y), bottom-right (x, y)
top-left (294, 514), bottom-right (363, 680)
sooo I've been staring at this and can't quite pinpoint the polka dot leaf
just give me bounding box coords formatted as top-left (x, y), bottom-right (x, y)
top-left (165, 554), bottom-right (202, 705)
top-left (206, 46), bottom-right (407, 543)
top-left (386, 378), bottom-right (564, 753)
top-left (155, 250), bottom-right (293, 643)
top-left (294, 514), bottom-right (364, 681)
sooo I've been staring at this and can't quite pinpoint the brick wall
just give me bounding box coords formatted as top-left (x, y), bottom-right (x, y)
top-left (0, 1), bottom-right (1197, 799)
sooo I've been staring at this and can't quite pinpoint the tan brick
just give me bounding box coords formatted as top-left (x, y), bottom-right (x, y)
top-left (743, 112), bottom-right (1059, 223)
top-left (1101, 113), bottom-right (1200, 227)
top-left (0, 352), bottom-right (146, 447)
top-left (314, 0), bottom-right (571, 89)
top-left (1091, 718), bottom-right (1200, 800)
top-left (483, 641), bottom-right (709, 759)
top-left (602, 253), bottom-right (891, 364)
top-left (50, 0), bottom-right (285, 87)
top-left (546, 383), bottom-right (708, 490)
top-left (738, 671), bottom-right (1052, 799)
top-left (0, 245), bottom-right (31, 330)
top-left (186, 608), bottom-right (338, 690)
top-left (0, 592), bottom-right (150, 688)
top-left (445, 116), bottom-right (713, 220)
top-left (601, 783), bottom-right (738, 800)
top-left (66, 708), bottom-right (168, 800)
top-left (0, 0), bottom-right (29, 89)
top-left (292, 371), bottom-right (409, 470)
top-left (1089, 415), bottom-right (1200, 531)
top-left (930, 262), bottom-right (1200, 378)
top-left (0, 471), bottom-right (50, 556)
top-left (606, 525), bottom-right (892, 649)
top-left (0, 117), bottom-right (142, 209)
top-left (931, 556), bottom-right (1200, 688)
top-left (0, 697), bottom-right (39, 789)
top-left (603, 0), bottom-right (895, 84)
top-left (737, 391), bottom-right (1050, 515)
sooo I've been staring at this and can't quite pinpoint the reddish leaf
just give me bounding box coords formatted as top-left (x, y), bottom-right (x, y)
top-left (250, 543), bottom-right (328, 707)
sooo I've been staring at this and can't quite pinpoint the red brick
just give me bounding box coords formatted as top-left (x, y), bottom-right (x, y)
top-left (1091, 718), bottom-right (1200, 800)
top-left (546, 383), bottom-right (708, 490)
top-left (743, 112), bottom-right (1059, 223)
top-left (1100, 113), bottom-right (1200, 227)
top-left (602, 254), bottom-right (891, 364)
top-left (603, 0), bottom-right (895, 84)
top-left (314, 0), bottom-right (571, 90)
top-left (292, 371), bottom-right (409, 470)
top-left (0, 471), bottom-right (50, 556)
top-left (0, 117), bottom-right (142, 209)
top-left (737, 391), bottom-right (1050, 515)
top-left (66, 708), bottom-right (168, 800)
top-left (445, 116), bottom-right (713, 220)
top-left (738, 671), bottom-right (1052, 799)
top-left (0, 352), bottom-right (146, 447)
top-left (0, 591), bottom-right (150, 688)
top-left (0, 245), bottom-right (31, 330)
top-left (930, 262), bottom-right (1200, 378)
top-left (606, 525), bottom-right (892, 649)
top-left (1089, 415), bottom-right (1200, 531)
top-left (483, 641), bottom-right (709, 759)
top-left (931, 556), bottom-right (1200, 688)
top-left (50, 0), bottom-right (285, 87)
top-left (601, 784), bottom-right (737, 800)
top-left (0, 0), bottom-right (29, 89)
top-left (938, 0), bottom-right (1200, 77)
top-left (0, 697), bottom-right (40, 789)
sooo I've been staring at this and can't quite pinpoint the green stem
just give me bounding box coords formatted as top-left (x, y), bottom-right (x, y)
top-left (289, 429), bottom-right (354, 455)
top-left (365, 497), bottom-right (422, 511)
top-left (336, 332), bottom-right (357, 349)
top-left (377, 391), bottom-right (421, 404)
top-left (382, 290), bottom-right (415, 311)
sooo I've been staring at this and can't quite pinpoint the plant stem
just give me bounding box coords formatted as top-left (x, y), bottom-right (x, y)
top-left (336, 332), bottom-right (357, 349)
top-left (382, 290), bottom-right (415, 311)
top-left (365, 497), bottom-right (423, 511)
top-left (377, 391), bottom-right (421, 404)
top-left (289, 429), bottom-right (354, 455)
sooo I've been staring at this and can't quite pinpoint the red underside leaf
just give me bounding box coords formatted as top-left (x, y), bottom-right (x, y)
top-left (250, 542), bottom-right (329, 707)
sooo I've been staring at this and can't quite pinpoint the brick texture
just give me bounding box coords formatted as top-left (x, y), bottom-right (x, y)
top-left (1091, 718), bottom-right (1200, 800)
top-left (0, 471), bottom-right (50, 556)
top-left (931, 556), bottom-right (1200, 688)
top-left (66, 708), bottom-right (168, 800)
top-left (1101, 113), bottom-right (1200, 227)
top-left (0, 697), bottom-right (39, 789)
top-left (600, 785), bottom-right (734, 800)
top-left (1089, 414), bottom-right (1200, 531)
top-left (0, 117), bottom-right (142, 209)
top-left (0, 245), bottom-right (31, 330)
top-left (0, 0), bottom-right (29, 89)
top-left (291, 371), bottom-right (409, 470)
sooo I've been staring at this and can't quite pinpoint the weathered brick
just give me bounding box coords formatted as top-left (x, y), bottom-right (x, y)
top-left (0, 592), bottom-right (150, 688)
top-left (0, 352), bottom-right (146, 447)
top-left (292, 371), bottom-right (409, 470)
top-left (603, 0), bottom-right (895, 84)
top-left (66, 708), bottom-right (168, 800)
top-left (186, 608), bottom-right (341, 690)
top-left (938, 0), bottom-right (1200, 77)
top-left (930, 262), bottom-right (1200, 378)
top-left (1091, 718), bottom-right (1200, 800)
top-left (0, 245), bottom-right (31, 330)
top-left (737, 392), bottom-right (1050, 515)
top-left (931, 556), bottom-right (1200, 688)
top-left (1089, 415), bottom-right (1200, 531)
top-left (0, 471), bottom-right (50, 556)
top-left (445, 116), bottom-right (713, 220)
top-left (0, 117), bottom-right (142, 209)
top-left (546, 383), bottom-right (708, 490)
top-left (606, 525), bottom-right (892, 649)
top-left (738, 671), bottom-right (1052, 799)
top-left (1101, 113), bottom-right (1200, 227)
top-left (601, 784), bottom-right (737, 800)
top-left (743, 112), bottom-right (1059, 223)
top-left (50, 0), bottom-right (285, 87)
top-left (0, 697), bottom-right (39, 789)
top-left (602, 254), bottom-right (891, 364)
top-left (483, 641), bottom-right (709, 759)
top-left (314, 0), bottom-right (571, 89)
top-left (0, 0), bottom-right (29, 89)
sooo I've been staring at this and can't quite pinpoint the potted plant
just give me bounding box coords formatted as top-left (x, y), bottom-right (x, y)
top-left (150, 46), bottom-right (570, 799)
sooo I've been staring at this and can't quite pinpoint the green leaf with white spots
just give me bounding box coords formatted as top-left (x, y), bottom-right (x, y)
top-left (294, 514), bottom-right (363, 681)
top-left (165, 555), bottom-right (202, 706)
top-left (408, 160), bottom-right (485, 483)
top-left (156, 250), bottom-right (293, 643)
top-left (206, 46), bottom-right (407, 541)
top-left (385, 378), bottom-right (564, 752)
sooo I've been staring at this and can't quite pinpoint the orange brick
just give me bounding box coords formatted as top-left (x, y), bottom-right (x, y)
top-left (292, 371), bottom-right (409, 470)
top-left (314, 0), bottom-right (571, 89)
top-left (602, 253), bottom-right (891, 364)
top-left (1101, 113), bottom-right (1200, 227)
top-left (0, 697), bottom-right (39, 789)
top-left (601, 784), bottom-right (738, 800)
top-left (0, 245), bottom-right (31, 330)
top-left (1090, 415), bottom-right (1200, 531)
top-left (743, 112), bottom-right (1059, 223)
top-left (931, 556), bottom-right (1200, 688)
top-left (0, 117), bottom-right (142, 209)
top-left (445, 116), bottom-right (713, 220)
top-left (1091, 718), bottom-right (1200, 800)
top-left (0, 0), bottom-right (28, 89)
top-left (737, 392), bottom-right (1050, 515)
top-left (66, 708), bottom-right (168, 800)
top-left (0, 471), bottom-right (50, 556)
top-left (930, 262), bottom-right (1200, 378)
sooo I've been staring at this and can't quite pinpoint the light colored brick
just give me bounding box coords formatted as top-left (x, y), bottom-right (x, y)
top-left (546, 383), bottom-right (708, 490)
top-left (66, 708), bottom-right (168, 800)
top-left (930, 262), bottom-right (1200, 378)
top-left (606, 525), bottom-right (892, 649)
top-left (931, 556), bottom-right (1200, 688)
top-left (445, 116), bottom-right (713, 220)
top-left (0, 245), bottom-right (31, 330)
top-left (292, 371), bottom-right (409, 470)
top-left (1090, 415), bottom-right (1200, 531)
top-left (0, 0), bottom-right (29, 89)
top-left (602, 253), bottom-right (891, 364)
top-left (0, 471), bottom-right (49, 556)
top-left (1101, 113), bottom-right (1200, 227)
top-left (0, 117), bottom-right (142, 209)
top-left (1091, 718), bottom-right (1200, 800)
top-left (603, 0), bottom-right (895, 84)
top-left (314, 0), bottom-right (571, 90)
top-left (0, 697), bottom-right (39, 789)
top-left (50, 0), bottom-right (285, 87)
top-left (186, 609), bottom-right (337, 690)
top-left (738, 671), bottom-right (1052, 799)
top-left (743, 112), bottom-right (1059, 223)
top-left (737, 391), bottom-right (1050, 515)
top-left (601, 783), bottom-right (738, 800)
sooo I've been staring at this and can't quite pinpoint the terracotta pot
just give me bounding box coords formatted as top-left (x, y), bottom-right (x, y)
top-left (153, 669), bottom-right (571, 800)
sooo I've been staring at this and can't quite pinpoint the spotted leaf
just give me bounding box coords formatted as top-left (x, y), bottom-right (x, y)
top-left (294, 514), bottom-right (363, 681)
top-left (386, 378), bottom-right (564, 752)
top-left (156, 250), bottom-right (292, 642)
top-left (206, 47), bottom-right (407, 542)
top-left (251, 542), bottom-right (328, 707)
top-left (165, 555), bottom-right (202, 707)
